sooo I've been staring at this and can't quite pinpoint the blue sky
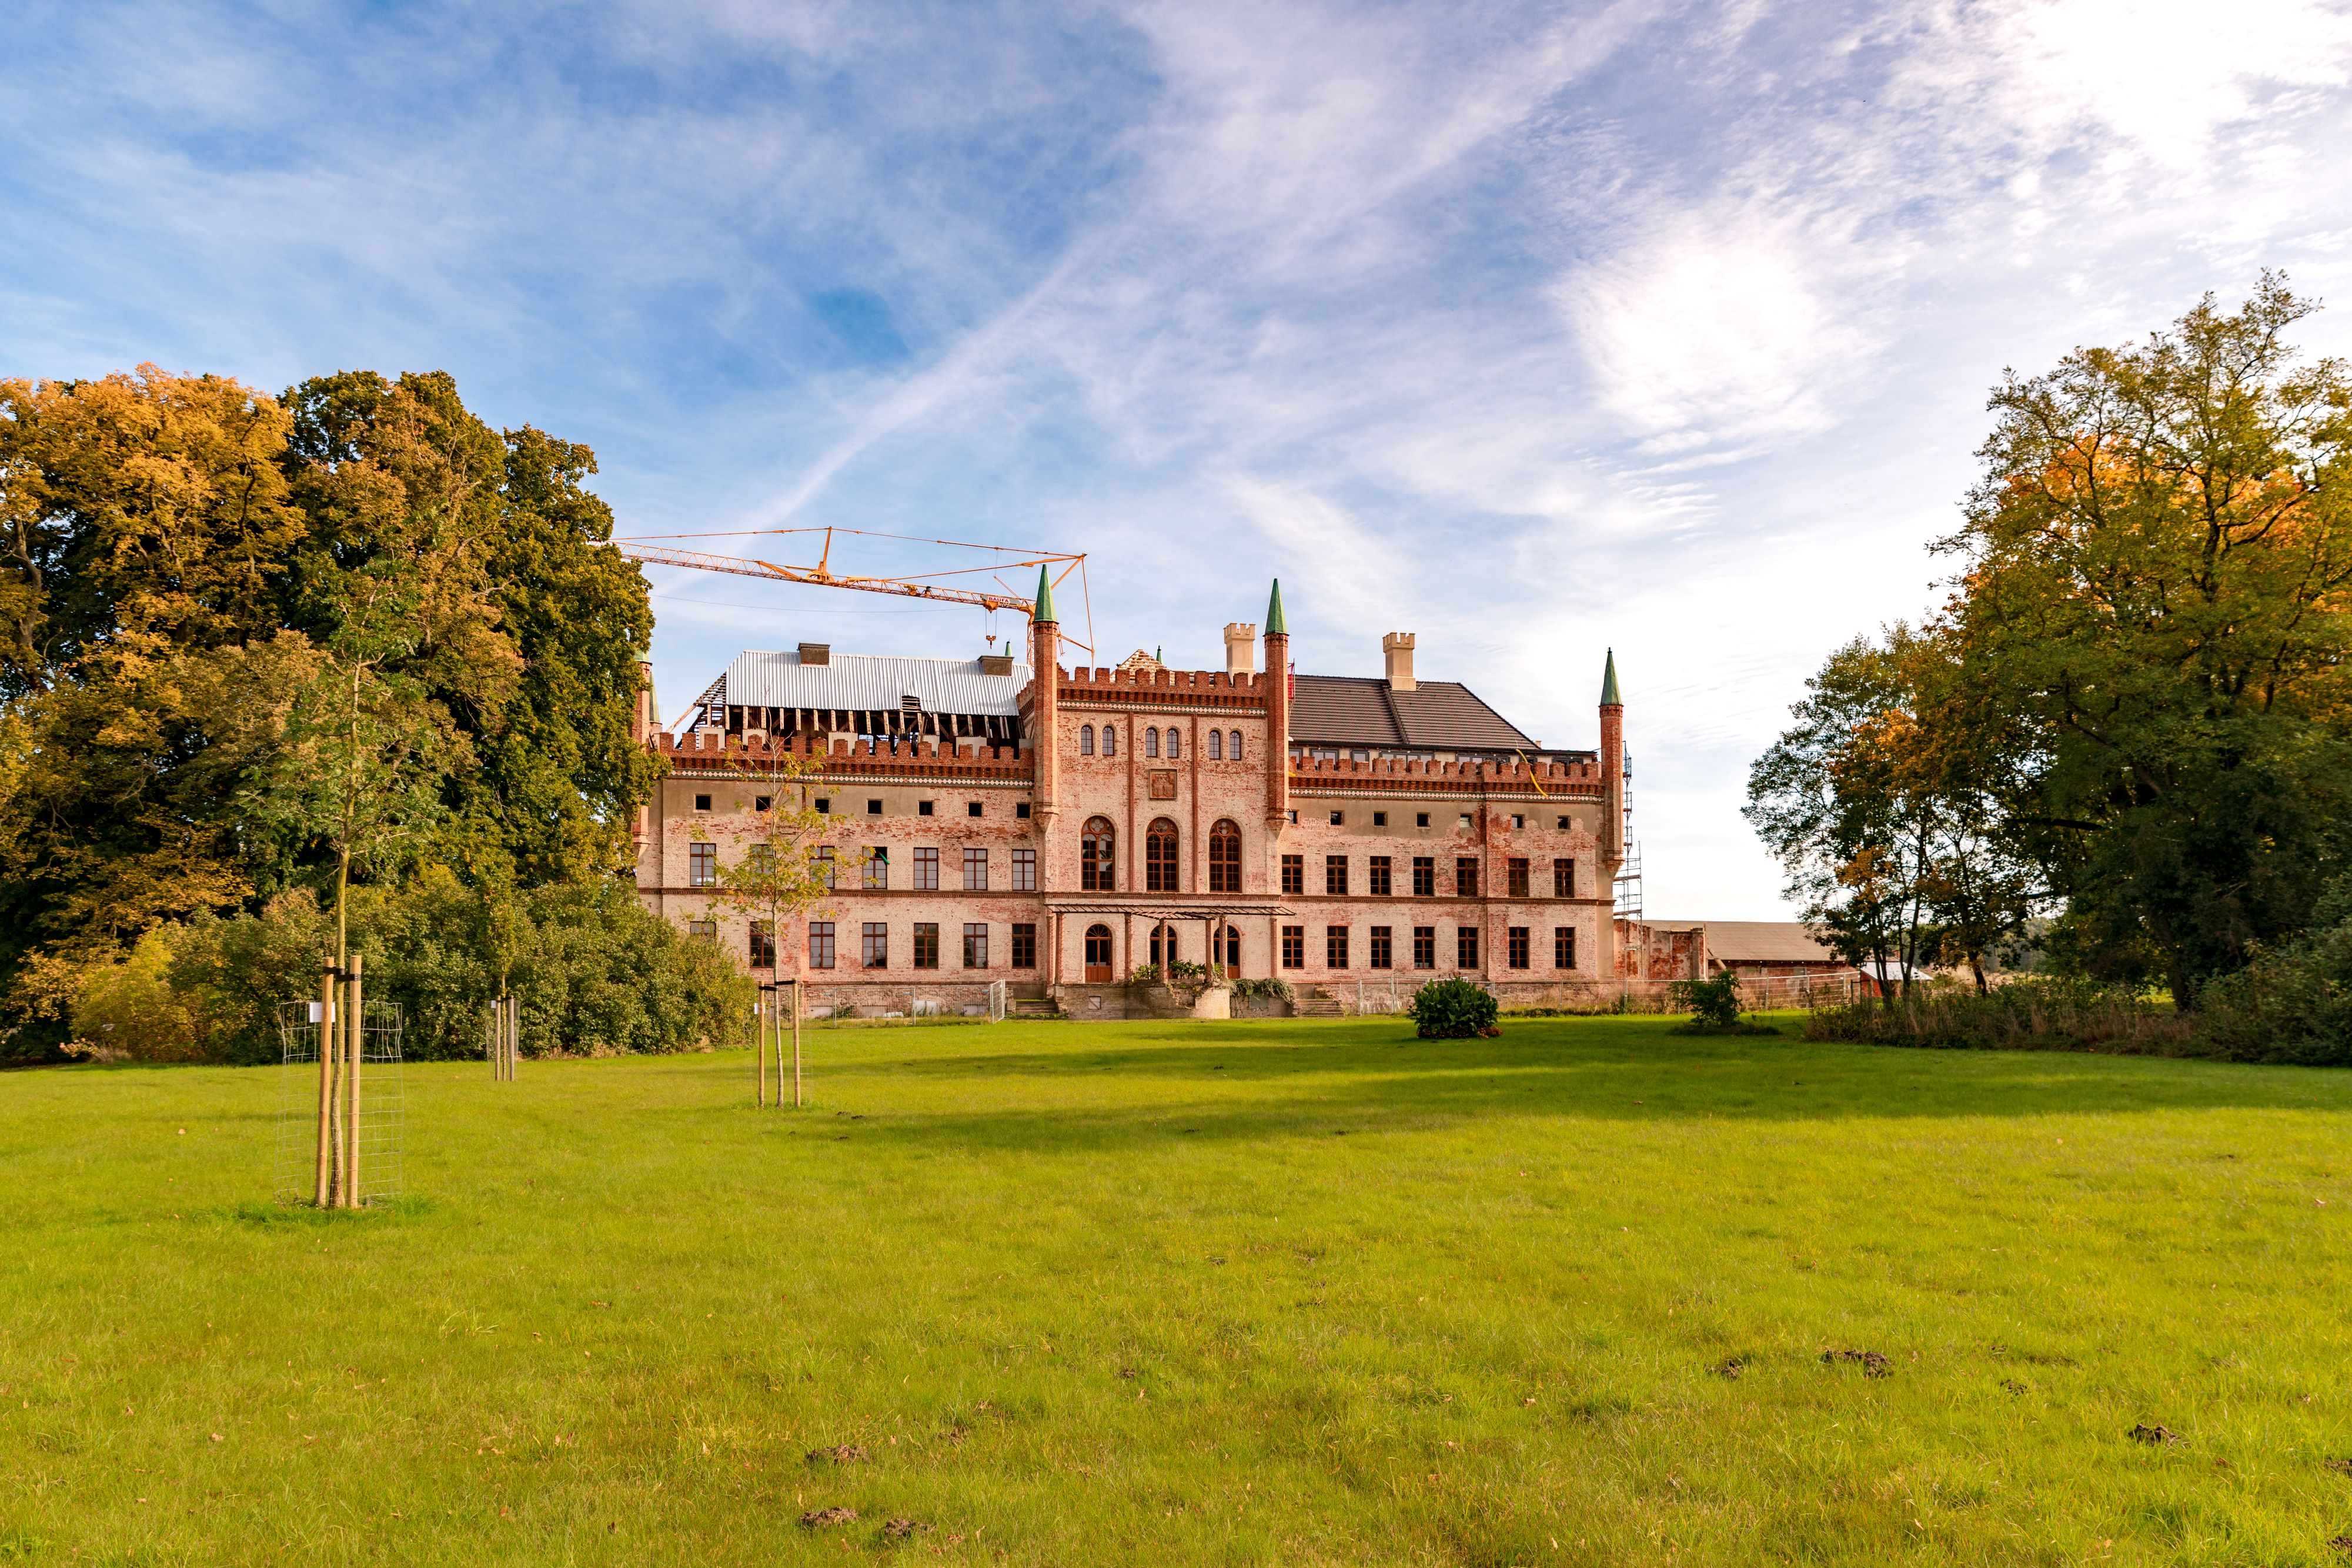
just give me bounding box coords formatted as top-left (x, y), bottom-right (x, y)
top-left (8, 0), bottom-right (2351, 917)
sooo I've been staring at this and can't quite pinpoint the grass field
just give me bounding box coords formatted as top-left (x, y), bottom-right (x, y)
top-left (6, 1015), bottom-right (2352, 1566)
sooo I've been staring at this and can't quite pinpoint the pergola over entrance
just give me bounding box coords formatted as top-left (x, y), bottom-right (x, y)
top-left (1040, 900), bottom-right (1296, 985)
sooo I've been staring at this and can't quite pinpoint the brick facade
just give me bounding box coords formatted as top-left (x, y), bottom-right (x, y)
top-left (633, 589), bottom-right (1626, 1014)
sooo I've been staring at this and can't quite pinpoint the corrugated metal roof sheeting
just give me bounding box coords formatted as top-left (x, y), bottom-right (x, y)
top-left (722, 650), bottom-right (1030, 715)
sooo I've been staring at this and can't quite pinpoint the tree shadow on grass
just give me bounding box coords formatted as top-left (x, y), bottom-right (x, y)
top-left (799, 1017), bottom-right (2352, 1155)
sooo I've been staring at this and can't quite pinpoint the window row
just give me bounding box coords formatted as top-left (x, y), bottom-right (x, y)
top-left (1278, 925), bottom-right (1580, 971)
top-left (692, 794), bottom-right (1031, 821)
top-left (1077, 726), bottom-right (1247, 760)
top-left (1081, 817), bottom-right (1245, 892)
top-left (771, 920), bottom-right (1041, 970)
top-left (1278, 855), bottom-right (1578, 898)
top-left (687, 844), bottom-right (1039, 891)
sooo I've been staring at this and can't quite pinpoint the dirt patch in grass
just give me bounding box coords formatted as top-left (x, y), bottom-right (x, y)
top-left (800, 1507), bottom-right (857, 1527)
top-left (1821, 1349), bottom-right (1891, 1378)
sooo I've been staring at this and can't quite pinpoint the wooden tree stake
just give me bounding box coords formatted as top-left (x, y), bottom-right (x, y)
top-left (314, 961), bottom-right (337, 1207)
top-left (342, 952), bottom-right (364, 1209)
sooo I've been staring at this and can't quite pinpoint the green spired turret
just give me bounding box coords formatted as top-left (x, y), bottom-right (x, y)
top-left (1033, 564), bottom-right (1057, 624)
top-left (1601, 647), bottom-right (1621, 706)
top-left (1265, 579), bottom-right (1287, 637)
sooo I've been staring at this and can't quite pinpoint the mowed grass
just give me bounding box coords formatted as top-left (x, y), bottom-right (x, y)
top-left (6, 1017), bottom-right (2352, 1566)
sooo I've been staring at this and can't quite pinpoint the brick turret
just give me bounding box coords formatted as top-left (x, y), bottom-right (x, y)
top-left (1263, 580), bottom-right (1289, 828)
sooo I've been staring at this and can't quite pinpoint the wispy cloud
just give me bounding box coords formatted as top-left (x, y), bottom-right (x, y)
top-left (4, 0), bottom-right (2350, 915)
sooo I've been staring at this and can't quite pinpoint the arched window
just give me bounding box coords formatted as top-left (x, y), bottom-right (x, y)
top-left (1209, 819), bottom-right (1241, 893)
top-left (1208, 728), bottom-right (1223, 761)
top-left (1144, 727), bottom-right (1159, 758)
top-left (1150, 922), bottom-right (1178, 967)
top-left (1166, 727), bottom-right (1180, 760)
top-left (1080, 724), bottom-right (1094, 755)
top-left (1084, 923), bottom-right (1114, 981)
top-left (1218, 924), bottom-right (1241, 972)
top-left (1102, 725), bottom-right (1117, 755)
top-left (1229, 730), bottom-right (1242, 760)
top-left (1146, 818), bottom-right (1180, 892)
top-left (1081, 816), bottom-right (1116, 891)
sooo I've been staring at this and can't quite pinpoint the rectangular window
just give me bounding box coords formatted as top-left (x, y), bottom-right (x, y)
top-left (967, 801), bottom-right (983, 818)
top-left (1011, 922), bottom-right (1037, 968)
top-left (861, 922), bottom-right (888, 968)
top-left (749, 920), bottom-right (776, 969)
top-left (1324, 855), bottom-right (1348, 896)
top-left (1455, 857), bottom-right (1480, 898)
top-left (1416, 812), bottom-right (1430, 828)
top-left (1326, 925), bottom-right (1349, 969)
top-left (687, 842), bottom-right (717, 888)
top-left (693, 793), bottom-right (711, 812)
top-left (1508, 925), bottom-right (1531, 969)
top-left (1511, 814), bottom-right (1524, 831)
top-left (1412, 856), bottom-right (1435, 897)
top-left (1329, 810), bottom-right (1344, 825)
top-left (962, 922), bottom-right (988, 968)
top-left (1554, 926), bottom-right (1576, 970)
top-left (1281, 855), bottom-right (1305, 896)
top-left (1368, 856), bottom-right (1391, 897)
top-left (1011, 847), bottom-right (1036, 891)
top-left (1507, 858), bottom-right (1530, 898)
top-left (815, 797), bottom-right (830, 815)
top-left (808, 921), bottom-right (836, 969)
top-left (1017, 802), bottom-right (1031, 820)
top-left (963, 847), bottom-right (988, 890)
top-left (754, 795), bottom-right (771, 814)
top-left (1372, 811), bottom-right (1387, 827)
top-left (918, 800), bottom-right (934, 817)
top-left (687, 917), bottom-right (716, 941)
top-left (867, 799), bottom-right (883, 815)
top-left (913, 847), bottom-right (940, 890)
top-left (863, 847), bottom-right (888, 890)
top-left (816, 845), bottom-right (837, 891)
top-left (912, 922), bottom-right (939, 969)
top-left (1412, 926), bottom-right (1435, 969)
top-left (1281, 925), bottom-right (1305, 969)
top-left (1457, 926), bottom-right (1481, 968)
top-left (1369, 927), bottom-right (1393, 969)
top-left (1553, 858), bottom-right (1575, 898)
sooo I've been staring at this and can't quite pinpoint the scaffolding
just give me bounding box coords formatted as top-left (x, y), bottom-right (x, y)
top-left (1613, 747), bottom-right (1644, 920)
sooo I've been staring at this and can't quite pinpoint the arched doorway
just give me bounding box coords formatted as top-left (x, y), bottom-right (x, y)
top-left (1150, 922), bottom-right (1179, 968)
top-left (1084, 923), bottom-right (1114, 983)
top-left (1216, 924), bottom-right (1241, 974)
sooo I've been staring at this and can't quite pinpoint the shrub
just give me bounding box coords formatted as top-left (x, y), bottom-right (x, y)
top-left (1803, 979), bottom-right (2189, 1054)
top-left (69, 930), bottom-right (207, 1062)
top-left (1407, 978), bottom-right (1499, 1039)
top-left (1671, 971), bottom-right (1743, 1029)
top-left (1231, 977), bottom-right (1292, 1003)
top-left (2196, 890), bottom-right (2352, 1065)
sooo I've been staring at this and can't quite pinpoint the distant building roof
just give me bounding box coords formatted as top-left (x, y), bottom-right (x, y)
top-left (1650, 921), bottom-right (1842, 965)
top-left (713, 650), bottom-right (1030, 717)
top-left (1291, 674), bottom-right (1544, 753)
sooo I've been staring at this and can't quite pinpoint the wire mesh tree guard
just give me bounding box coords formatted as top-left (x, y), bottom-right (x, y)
top-left (275, 989), bottom-right (403, 1208)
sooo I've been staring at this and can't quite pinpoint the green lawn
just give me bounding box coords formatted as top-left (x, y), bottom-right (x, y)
top-left (6, 1015), bottom-right (2352, 1566)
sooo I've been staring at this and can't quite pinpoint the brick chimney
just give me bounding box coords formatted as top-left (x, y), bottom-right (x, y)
top-left (1224, 622), bottom-right (1257, 676)
top-left (1382, 631), bottom-right (1415, 691)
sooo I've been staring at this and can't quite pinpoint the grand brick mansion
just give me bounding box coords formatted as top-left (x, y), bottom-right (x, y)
top-left (630, 573), bottom-right (1659, 1014)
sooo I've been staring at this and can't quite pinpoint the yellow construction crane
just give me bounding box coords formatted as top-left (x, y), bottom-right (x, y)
top-left (611, 526), bottom-right (1088, 640)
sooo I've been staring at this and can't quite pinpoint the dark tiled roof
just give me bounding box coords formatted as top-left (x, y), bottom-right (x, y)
top-left (1291, 675), bottom-right (1541, 752)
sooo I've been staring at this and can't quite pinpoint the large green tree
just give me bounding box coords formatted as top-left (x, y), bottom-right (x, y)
top-left (0, 365), bottom-right (660, 1055)
top-left (1949, 276), bottom-right (2352, 1004)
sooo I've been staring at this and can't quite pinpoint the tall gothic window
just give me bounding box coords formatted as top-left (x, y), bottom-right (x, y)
top-left (1165, 727), bottom-right (1180, 760)
top-left (1209, 819), bottom-right (1241, 893)
top-left (1080, 724), bottom-right (1095, 755)
top-left (1228, 729), bottom-right (1242, 760)
top-left (1081, 816), bottom-right (1116, 891)
top-left (1208, 728), bottom-right (1223, 760)
top-left (1146, 818), bottom-right (1180, 892)
top-left (1145, 728), bottom-right (1160, 758)
top-left (1102, 726), bottom-right (1117, 755)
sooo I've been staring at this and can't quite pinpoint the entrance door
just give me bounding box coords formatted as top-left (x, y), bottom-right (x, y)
top-left (1084, 923), bottom-right (1114, 984)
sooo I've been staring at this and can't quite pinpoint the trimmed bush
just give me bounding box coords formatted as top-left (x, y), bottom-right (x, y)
top-left (1408, 978), bottom-right (1499, 1039)
top-left (1671, 971), bottom-right (1743, 1029)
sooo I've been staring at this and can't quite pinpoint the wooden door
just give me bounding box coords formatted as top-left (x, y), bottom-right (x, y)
top-left (1083, 923), bottom-right (1114, 984)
